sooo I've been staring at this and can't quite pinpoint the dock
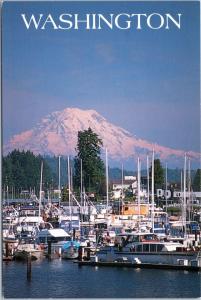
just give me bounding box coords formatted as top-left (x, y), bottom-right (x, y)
top-left (75, 260), bottom-right (201, 272)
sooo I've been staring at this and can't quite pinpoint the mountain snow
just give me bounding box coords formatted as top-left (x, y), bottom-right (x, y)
top-left (3, 107), bottom-right (200, 165)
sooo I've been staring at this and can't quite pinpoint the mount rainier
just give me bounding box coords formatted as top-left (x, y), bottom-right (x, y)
top-left (3, 107), bottom-right (200, 167)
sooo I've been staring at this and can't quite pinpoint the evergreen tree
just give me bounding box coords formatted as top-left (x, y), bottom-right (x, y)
top-left (192, 169), bottom-right (201, 191)
top-left (2, 150), bottom-right (54, 196)
top-left (74, 128), bottom-right (105, 195)
top-left (149, 158), bottom-right (164, 191)
top-left (2, 156), bottom-right (14, 187)
top-left (61, 186), bottom-right (68, 202)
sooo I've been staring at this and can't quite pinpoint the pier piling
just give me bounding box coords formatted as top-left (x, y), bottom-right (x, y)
top-left (86, 242), bottom-right (91, 261)
top-left (73, 229), bottom-right (76, 240)
top-left (47, 241), bottom-right (52, 259)
top-left (27, 252), bottom-right (32, 281)
top-left (5, 242), bottom-right (9, 258)
top-left (78, 246), bottom-right (83, 261)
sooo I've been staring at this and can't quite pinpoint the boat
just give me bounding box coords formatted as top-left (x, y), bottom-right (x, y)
top-left (3, 237), bottom-right (19, 258)
top-left (95, 231), bottom-right (200, 267)
top-left (61, 241), bottom-right (80, 259)
top-left (14, 242), bottom-right (43, 261)
top-left (36, 228), bottom-right (71, 256)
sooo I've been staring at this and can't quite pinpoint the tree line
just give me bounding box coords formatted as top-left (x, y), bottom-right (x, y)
top-left (2, 150), bottom-right (54, 196)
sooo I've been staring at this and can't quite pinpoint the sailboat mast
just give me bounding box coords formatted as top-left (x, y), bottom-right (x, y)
top-left (58, 155), bottom-right (61, 207)
top-left (105, 148), bottom-right (109, 214)
top-left (80, 159), bottom-right (83, 208)
top-left (188, 157), bottom-right (191, 222)
top-left (39, 161), bottom-right (43, 221)
top-left (147, 155), bottom-right (150, 203)
top-left (80, 158), bottom-right (83, 231)
top-left (70, 166), bottom-right (73, 193)
top-left (6, 185), bottom-right (9, 207)
top-left (181, 169), bottom-right (183, 197)
top-left (165, 163), bottom-right (168, 224)
top-left (151, 150), bottom-right (155, 232)
top-left (137, 157), bottom-right (141, 222)
top-left (183, 153), bottom-right (187, 237)
top-left (120, 163), bottom-right (124, 215)
top-left (68, 156), bottom-right (72, 220)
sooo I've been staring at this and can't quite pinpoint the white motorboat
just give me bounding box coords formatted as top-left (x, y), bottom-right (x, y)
top-left (95, 232), bottom-right (200, 267)
top-left (14, 243), bottom-right (43, 260)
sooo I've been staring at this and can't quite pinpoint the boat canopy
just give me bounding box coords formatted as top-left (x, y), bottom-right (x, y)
top-left (62, 241), bottom-right (80, 249)
top-left (38, 228), bottom-right (70, 238)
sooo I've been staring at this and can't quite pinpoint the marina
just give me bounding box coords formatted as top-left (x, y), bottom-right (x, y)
top-left (2, 186), bottom-right (201, 298)
top-left (2, 152), bottom-right (201, 298)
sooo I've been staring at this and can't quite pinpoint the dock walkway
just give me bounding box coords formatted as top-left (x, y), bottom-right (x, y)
top-left (75, 260), bottom-right (201, 272)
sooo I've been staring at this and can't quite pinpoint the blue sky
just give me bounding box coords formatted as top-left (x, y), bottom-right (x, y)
top-left (2, 1), bottom-right (200, 153)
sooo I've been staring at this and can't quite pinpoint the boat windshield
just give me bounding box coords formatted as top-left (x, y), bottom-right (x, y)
top-left (134, 243), bottom-right (164, 252)
top-left (38, 236), bottom-right (71, 243)
top-left (128, 234), bottom-right (157, 243)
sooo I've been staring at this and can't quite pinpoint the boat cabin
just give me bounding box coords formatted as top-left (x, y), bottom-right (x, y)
top-left (36, 228), bottom-right (71, 244)
top-left (130, 241), bottom-right (185, 253)
top-left (115, 232), bottom-right (159, 247)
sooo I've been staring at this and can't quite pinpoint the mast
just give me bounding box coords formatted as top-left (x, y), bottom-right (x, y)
top-left (80, 158), bottom-right (83, 223)
top-left (67, 156), bottom-right (72, 221)
top-left (3, 185), bottom-right (5, 205)
top-left (12, 186), bottom-right (14, 201)
top-left (180, 169), bottom-right (183, 219)
top-left (70, 166), bottom-right (73, 195)
top-left (147, 155), bottom-right (150, 203)
top-left (120, 163), bottom-right (124, 215)
top-left (6, 185), bottom-right (9, 207)
top-left (105, 148), bottom-right (109, 214)
top-left (151, 150), bottom-right (155, 232)
top-left (39, 161), bottom-right (43, 222)
top-left (183, 153), bottom-right (187, 237)
top-left (165, 163), bottom-right (168, 224)
top-left (137, 157), bottom-right (141, 226)
top-left (188, 157), bottom-right (191, 222)
top-left (58, 155), bottom-right (61, 207)
top-left (47, 189), bottom-right (50, 205)
top-left (181, 169), bottom-right (183, 198)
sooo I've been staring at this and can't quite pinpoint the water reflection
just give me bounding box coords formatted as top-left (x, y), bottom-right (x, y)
top-left (3, 260), bottom-right (200, 298)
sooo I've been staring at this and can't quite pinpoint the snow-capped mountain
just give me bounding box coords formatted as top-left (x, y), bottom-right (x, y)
top-left (3, 107), bottom-right (200, 166)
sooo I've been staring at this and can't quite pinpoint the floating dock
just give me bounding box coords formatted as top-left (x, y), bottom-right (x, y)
top-left (75, 260), bottom-right (201, 272)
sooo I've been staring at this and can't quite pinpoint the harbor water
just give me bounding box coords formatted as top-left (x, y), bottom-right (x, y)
top-left (3, 259), bottom-right (200, 298)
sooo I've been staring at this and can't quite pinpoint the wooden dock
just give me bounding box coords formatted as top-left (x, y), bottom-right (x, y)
top-left (75, 260), bottom-right (201, 272)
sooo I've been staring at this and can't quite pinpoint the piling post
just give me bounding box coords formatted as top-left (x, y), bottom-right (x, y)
top-left (27, 252), bottom-right (32, 281)
top-left (95, 230), bottom-right (99, 245)
top-left (195, 230), bottom-right (198, 247)
top-left (86, 242), bottom-right (90, 261)
top-left (5, 242), bottom-right (9, 258)
top-left (78, 246), bottom-right (83, 261)
top-left (48, 241), bottom-right (52, 259)
top-left (73, 228), bottom-right (76, 241)
top-left (195, 230), bottom-right (197, 241)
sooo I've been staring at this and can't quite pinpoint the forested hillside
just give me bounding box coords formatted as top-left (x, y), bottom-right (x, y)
top-left (2, 150), bottom-right (200, 197)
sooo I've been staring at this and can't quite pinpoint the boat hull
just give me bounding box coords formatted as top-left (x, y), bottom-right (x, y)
top-left (14, 250), bottom-right (43, 261)
top-left (62, 248), bottom-right (79, 259)
top-left (97, 249), bottom-right (199, 266)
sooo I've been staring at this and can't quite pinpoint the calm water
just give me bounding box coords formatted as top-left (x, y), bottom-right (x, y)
top-left (2, 259), bottom-right (201, 298)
